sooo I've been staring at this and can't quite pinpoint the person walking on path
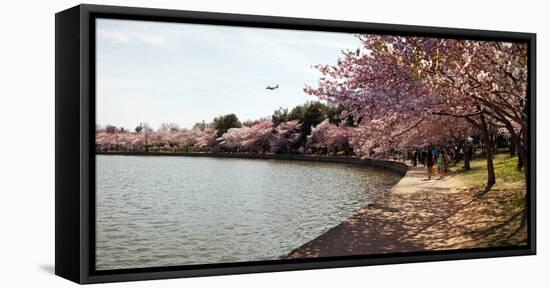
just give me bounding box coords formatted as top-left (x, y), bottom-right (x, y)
top-left (420, 150), bottom-right (426, 165)
top-left (426, 148), bottom-right (435, 180)
top-left (444, 149), bottom-right (450, 173)
top-left (437, 151), bottom-right (445, 179)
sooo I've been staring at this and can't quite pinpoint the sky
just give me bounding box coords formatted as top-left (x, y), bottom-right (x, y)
top-left (96, 18), bottom-right (362, 131)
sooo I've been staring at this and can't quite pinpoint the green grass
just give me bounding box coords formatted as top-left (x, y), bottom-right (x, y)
top-left (449, 153), bottom-right (525, 188)
top-left (417, 153), bottom-right (530, 247)
top-left (449, 153), bottom-right (527, 211)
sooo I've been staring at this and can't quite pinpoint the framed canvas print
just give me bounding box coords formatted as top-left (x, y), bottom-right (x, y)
top-left (55, 4), bottom-right (536, 284)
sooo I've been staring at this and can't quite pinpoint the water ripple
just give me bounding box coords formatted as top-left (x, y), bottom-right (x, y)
top-left (95, 155), bottom-right (401, 270)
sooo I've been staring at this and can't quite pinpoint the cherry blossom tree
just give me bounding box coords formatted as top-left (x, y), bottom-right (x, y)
top-left (276, 117), bottom-right (350, 155)
top-left (305, 35), bottom-right (527, 189)
top-left (242, 120), bottom-right (274, 153)
top-left (130, 134), bottom-right (145, 151)
top-left (218, 127), bottom-right (250, 151)
top-left (193, 127), bottom-right (218, 151)
top-left (271, 120), bottom-right (302, 153)
top-left (307, 119), bottom-right (334, 153)
top-left (325, 124), bottom-right (351, 154)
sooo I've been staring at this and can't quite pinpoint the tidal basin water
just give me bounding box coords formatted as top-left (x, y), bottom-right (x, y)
top-left (95, 155), bottom-right (402, 270)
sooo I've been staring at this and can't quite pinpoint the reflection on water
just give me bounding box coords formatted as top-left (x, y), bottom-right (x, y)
top-left (95, 155), bottom-right (401, 270)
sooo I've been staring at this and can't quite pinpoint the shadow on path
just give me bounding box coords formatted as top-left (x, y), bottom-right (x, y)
top-left (282, 166), bottom-right (527, 259)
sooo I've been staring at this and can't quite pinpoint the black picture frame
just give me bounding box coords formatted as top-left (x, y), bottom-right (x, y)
top-left (55, 4), bottom-right (536, 284)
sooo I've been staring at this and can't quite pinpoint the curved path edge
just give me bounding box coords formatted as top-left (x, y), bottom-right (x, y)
top-left (96, 151), bottom-right (408, 176)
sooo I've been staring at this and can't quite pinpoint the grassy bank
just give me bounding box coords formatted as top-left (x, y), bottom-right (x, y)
top-left (441, 153), bottom-right (528, 248)
top-left (450, 153), bottom-right (526, 217)
top-left (450, 153), bottom-right (525, 188)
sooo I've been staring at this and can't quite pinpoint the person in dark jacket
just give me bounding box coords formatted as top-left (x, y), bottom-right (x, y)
top-left (425, 148), bottom-right (435, 180)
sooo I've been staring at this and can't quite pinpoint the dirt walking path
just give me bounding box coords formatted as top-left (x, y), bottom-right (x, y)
top-left (282, 165), bottom-right (527, 259)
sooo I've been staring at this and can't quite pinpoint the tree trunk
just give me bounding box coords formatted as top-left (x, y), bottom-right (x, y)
top-left (521, 101), bottom-right (529, 180)
top-left (519, 127), bottom-right (528, 176)
top-left (500, 116), bottom-right (524, 171)
top-left (479, 114), bottom-right (496, 191)
top-left (463, 142), bottom-right (471, 170)
top-left (515, 134), bottom-right (525, 171)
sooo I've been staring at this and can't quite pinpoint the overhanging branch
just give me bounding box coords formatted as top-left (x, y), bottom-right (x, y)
top-left (432, 110), bottom-right (484, 118)
top-left (391, 116), bottom-right (426, 138)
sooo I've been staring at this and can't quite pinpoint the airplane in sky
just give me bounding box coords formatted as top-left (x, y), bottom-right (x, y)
top-left (265, 84), bottom-right (279, 90)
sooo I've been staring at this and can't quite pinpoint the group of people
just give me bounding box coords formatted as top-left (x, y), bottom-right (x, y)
top-left (409, 147), bottom-right (451, 180)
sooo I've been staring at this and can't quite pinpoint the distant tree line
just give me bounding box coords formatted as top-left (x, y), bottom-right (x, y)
top-left (96, 101), bottom-right (353, 156)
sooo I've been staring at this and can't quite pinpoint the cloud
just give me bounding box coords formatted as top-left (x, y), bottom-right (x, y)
top-left (98, 29), bottom-right (168, 47)
top-left (96, 19), bottom-right (360, 129)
